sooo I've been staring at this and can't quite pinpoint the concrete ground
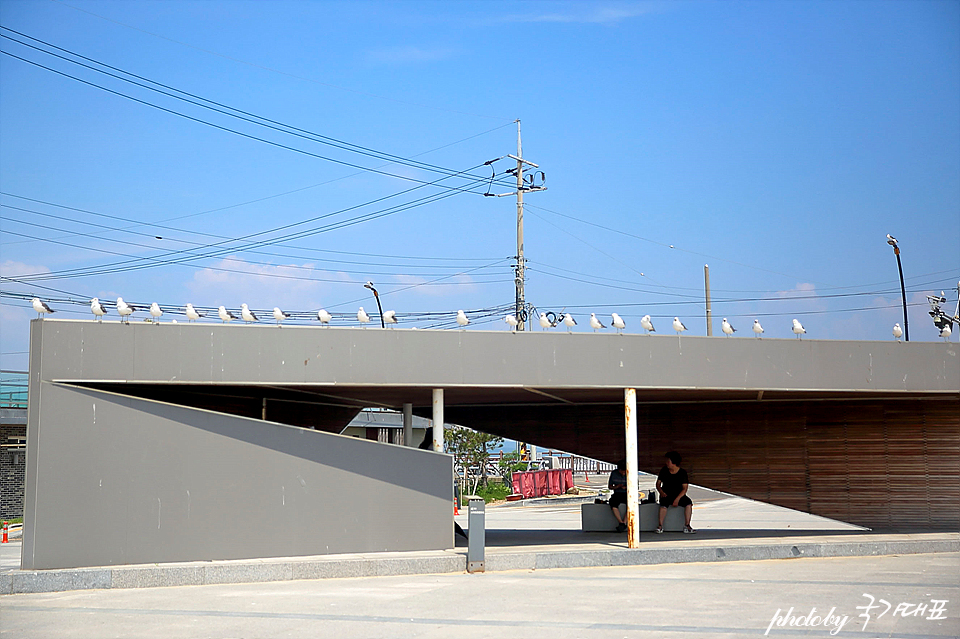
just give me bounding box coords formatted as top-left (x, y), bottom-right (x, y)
top-left (2, 553), bottom-right (957, 638)
top-left (3, 478), bottom-right (957, 636)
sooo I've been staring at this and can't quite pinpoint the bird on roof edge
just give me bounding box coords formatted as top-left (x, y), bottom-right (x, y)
top-left (589, 313), bottom-right (605, 332)
top-left (32, 297), bottom-right (54, 319)
top-left (792, 318), bottom-right (806, 339)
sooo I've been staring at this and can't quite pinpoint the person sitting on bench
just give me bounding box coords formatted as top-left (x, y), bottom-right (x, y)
top-left (656, 451), bottom-right (696, 534)
top-left (608, 459), bottom-right (628, 533)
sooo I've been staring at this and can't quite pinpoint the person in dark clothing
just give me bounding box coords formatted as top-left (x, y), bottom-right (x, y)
top-left (655, 451), bottom-right (695, 534)
top-left (608, 459), bottom-right (628, 533)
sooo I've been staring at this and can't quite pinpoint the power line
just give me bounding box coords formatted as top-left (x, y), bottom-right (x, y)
top-left (0, 203), bottom-right (507, 274)
top-left (48, 0), bottom-right (512, 122)
top-left (0, 47), bottom-right (508, 200)
top-left (0, 27), bottom-right (518, 191)
top-left (5, 172), bottom-right (494, 282)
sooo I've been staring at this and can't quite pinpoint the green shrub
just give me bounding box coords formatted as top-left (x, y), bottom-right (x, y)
top-left (465, 482), bottom-right (510, 504)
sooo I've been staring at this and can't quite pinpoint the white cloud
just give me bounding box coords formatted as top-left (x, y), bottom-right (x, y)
top-left (0, 259), bottom-right (51, 279)
top-left (365, 46), bottom-right (456, 65)
top-left (186, 257), bottom-right (353, 310)
top-left (498, 3), bottom-right (656, 25)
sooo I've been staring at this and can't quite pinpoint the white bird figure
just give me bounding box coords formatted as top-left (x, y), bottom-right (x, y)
top-left (31, 297), bottom-right (54, 319)
top-left (272, 307), bottom-right (290, 326)
top-left (317, 309), bottom-right (332, 325)
top-left (90, 297), bottom-right (107, 321)
top-left (357, 307), bottom-right (370, 326)
top-left (504, 314), bottom-right (519, 331)
top-left (218, 306), bottom-right (237, 323)
top-left (383, 310), bottom-right (398, 326)
top-left (941, 324), bottom-right (952, 341)
top-left (611, 313), bottom-right (626, 334)
top-left (240, 303), bottom-right (259, 324)
top-left (752, 319), bottom-right (764, 337)
top-left (640, 314), bottom-right (655, 334)
top-left (149, 302), bottom-right (163, 324)
top-left (892, 323), bottom-right (903, 341)
top-left (792, 318), bottom-right (806, 339)
top-left (563, 313), bottom-right (577, 332)
top-left (589, 313), bottom-right (605, 332)
top-left (185, 303), bottom-right (203, 322)
top-left (721, 318), bottom-right (736, 336)
top-left (116, 297), bottom-right (136, 323)
top-left (456, 310), bottom-right (469, 329)
top-left (538, 313), bottom-right (553, 330)
top-left (672, 317), bottom-right (688, 335)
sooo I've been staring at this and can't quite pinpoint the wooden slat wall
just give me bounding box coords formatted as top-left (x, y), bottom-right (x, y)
top-left (447, 397), bottom-right (959, 531)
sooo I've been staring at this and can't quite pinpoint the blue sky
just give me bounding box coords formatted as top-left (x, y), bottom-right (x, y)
top-left (1, 0), bottom-right (958, 370)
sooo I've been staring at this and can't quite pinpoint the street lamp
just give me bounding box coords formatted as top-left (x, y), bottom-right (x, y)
top-left (363, 281), bottom-right (386, 328)
top-left (886, 234), bottom-right (908, 342)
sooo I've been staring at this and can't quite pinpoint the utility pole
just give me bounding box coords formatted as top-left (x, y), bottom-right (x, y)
top-left (489, 120), bottom-right (546, 330)
top-left (704, 264), bottom-right (713, 336)
top-left (514, 122), bottom-right (527, 330)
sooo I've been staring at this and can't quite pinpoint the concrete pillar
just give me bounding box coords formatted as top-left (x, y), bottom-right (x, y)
top-left (432, 389), bottom-right (444, 452)
top-left (625, 388), bottom-right (640, 548)
top-left (402, 403), bottom-right (413, 447)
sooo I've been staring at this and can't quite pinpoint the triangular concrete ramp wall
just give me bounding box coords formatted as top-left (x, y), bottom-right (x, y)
top-left (22, 384), bottom-right (452, 570)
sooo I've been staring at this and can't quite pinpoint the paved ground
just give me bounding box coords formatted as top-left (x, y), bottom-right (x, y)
top-left (2, 553), bottom-right (957, 638)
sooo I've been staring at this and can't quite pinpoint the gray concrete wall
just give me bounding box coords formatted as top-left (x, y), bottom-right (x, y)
top-left (21, 383), bottom-right (452, 570)
top-left (29, 320), bottom-right (958, 394)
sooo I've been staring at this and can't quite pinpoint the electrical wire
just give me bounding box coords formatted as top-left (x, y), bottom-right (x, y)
top-left (0, 28), bottom-right (517, 191)
top-left (5, 173), bottom-right (495, 282)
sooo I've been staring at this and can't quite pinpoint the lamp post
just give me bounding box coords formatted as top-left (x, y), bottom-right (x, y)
top-left (364, 281), bottom-right (386, 328)
top-left (887, 234), bottom-right (908, 341)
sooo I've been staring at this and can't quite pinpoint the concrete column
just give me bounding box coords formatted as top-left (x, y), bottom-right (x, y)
top-left (402, 403), bottom-right (413, 447)
top-left (624, 388), bottom-right (640, 548)
top-left (432, 389), bottom-right (444, 452)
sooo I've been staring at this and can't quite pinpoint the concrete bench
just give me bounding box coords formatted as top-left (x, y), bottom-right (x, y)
top-left (581, 502), bottom-right (685, 532)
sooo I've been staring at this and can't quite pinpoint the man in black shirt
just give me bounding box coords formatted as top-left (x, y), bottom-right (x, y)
top-left (655, 451), bottom-right (695, 534)
top-left (608, 459), bottom-right (628, 533)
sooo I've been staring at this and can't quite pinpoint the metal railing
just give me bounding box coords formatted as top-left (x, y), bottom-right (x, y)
top-left (0, 370), bottom-right (27, 409)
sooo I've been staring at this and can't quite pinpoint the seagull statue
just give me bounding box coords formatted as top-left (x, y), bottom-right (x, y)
top-left (611, 313), bottom-right (626, 334)
top-left (272, 307), bottom-right (290, 326)
top-left (116, 297), bottom-right (136, 324)
top-left (218, 306), bottom-right (237, 323)
top-left (941, 324), bottom-right (952, 341)
top-left (456, 310), bottom-right (469, 329)
top-left (358, 307), bottom-right (371, 327)
top-left (505, 314), bottom-right (519, 331)
top-left (383, 310), bottom-right (398, 327)
top-left (149, 302), bottom-right (163, 324)
top-left (752, 319), bottom-right (764, 338)
top-left (90, 298), bottom-right (107, 321)
top-left (589, 313), bottom-right (605, 332)
top-left (640, 314), bottom-right (655, 334)
top-left (672, 317), bottom-right (688, 335)
top-left (240, 304), bottom-right (259, 324)
top-left (31, 297), bottom-right (54, 319)
top-left (185, 303), bottom-right (203, 322)
top-left (892, 323), bottom-right (903, 341)
top-left (792, 318), bottom-right (806, 339)
top-left (563, 313), bottom-right (577, 332)
top-left (538, 313), bottom-right (554, 330)
top-left (317, 309), bottom-right (332, 325)
top-left (721, 318), bottom-right (736, 337)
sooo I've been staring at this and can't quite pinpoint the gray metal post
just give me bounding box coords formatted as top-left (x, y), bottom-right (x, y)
top-left (704, 264), bottom-right (712, 337)
top-left (625, 388), bottom-right (640, 548)
top-left (432, 389), bottom-right (444, 452)
top-left (467, 497), bottom-right (485, 573)
top-left (402, 402), bottom-right (413, 447)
